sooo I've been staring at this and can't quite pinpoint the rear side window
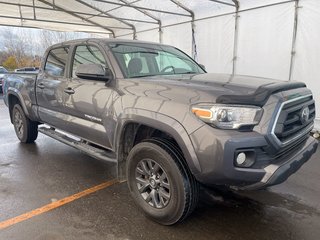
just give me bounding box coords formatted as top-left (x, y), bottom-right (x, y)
top-left (44, 47), bottom-right (69, 77)
top-left (71, 45), bottom-right (106, 78)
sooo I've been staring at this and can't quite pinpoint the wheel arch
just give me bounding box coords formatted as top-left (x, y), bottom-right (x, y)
top-left (115, 109), bottom-right (202, 180)
top-left (7, 91), bottom-right (29, 123)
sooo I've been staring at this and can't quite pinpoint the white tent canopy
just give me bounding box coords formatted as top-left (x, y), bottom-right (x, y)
top-left (0, 0), bottom-right (237, 36)
top-left (0, 0), bottom-right (319, 129)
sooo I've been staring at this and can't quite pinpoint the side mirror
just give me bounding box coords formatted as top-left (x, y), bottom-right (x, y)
top-left (199, 64), bottom-right (206, 71)
top-left (75, 63), bottom-right (112, 81)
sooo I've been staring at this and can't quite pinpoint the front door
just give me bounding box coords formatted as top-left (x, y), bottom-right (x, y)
top-left (64, 44), bottom-right (114, 149)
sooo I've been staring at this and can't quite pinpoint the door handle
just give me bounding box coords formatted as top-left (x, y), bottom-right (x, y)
top-left (64, 87), bottom-right (75, 95)
top-left (37, 83), bottom-right (45, 89)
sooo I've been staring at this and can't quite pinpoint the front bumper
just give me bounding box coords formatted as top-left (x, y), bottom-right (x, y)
top-left (189, 124), bottom-right (318, 190)
top-left (240, 136), bottom-right (318, 190)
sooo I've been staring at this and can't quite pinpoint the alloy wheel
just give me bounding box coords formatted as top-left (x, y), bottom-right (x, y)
top-left (135, 159), bottom-right (171, 209)
top-left (14, 110), bottom-right (24, 138)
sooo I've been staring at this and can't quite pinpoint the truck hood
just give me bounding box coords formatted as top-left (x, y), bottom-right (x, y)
top-left (120, 73), bottom-right (306, 106)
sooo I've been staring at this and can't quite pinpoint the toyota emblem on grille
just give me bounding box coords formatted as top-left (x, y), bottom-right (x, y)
top-left (300, 106), bottom-right (310, 124)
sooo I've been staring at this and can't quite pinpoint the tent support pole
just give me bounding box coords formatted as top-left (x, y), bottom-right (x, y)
top-left (32, 0), bottom-right (36, 20)
top-left (289, 0), bottom-right (300, 81)
top-left (18, 5), bottom-right (23, 25)
top-left (169, 0), bottom-right (196, 59)
top-left (159, 21), bottom-right (163, 43)
top-left (232, 0), bottom-right (239, 75)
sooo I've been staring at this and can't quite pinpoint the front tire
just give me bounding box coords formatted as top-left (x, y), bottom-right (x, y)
top-left (126, 139), bottom-right (199, 225)
top-left (12, 104), bottom-right (38, 143)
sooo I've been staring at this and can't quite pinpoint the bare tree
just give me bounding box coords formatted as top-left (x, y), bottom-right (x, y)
top-left (2, 28), bottom-right (29, 67)
top-left (39, 30), bottom-right (97, 52)
top-left (0, 26), bottom-right (102, 68)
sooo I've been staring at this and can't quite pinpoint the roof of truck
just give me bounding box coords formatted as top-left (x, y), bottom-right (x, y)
top-left (49, 38), bottom-right (170, 50)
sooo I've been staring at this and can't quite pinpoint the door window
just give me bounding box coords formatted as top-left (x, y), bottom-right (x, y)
top-left (72, 45), bottom-right (107, 78)
top-left (44, 47), bottom-right (69, 77)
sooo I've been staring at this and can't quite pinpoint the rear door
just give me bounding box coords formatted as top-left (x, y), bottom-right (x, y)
top-left (36, 46), bottom-right (70, 131)
top-left (63, 44), bottom-right (114, 149)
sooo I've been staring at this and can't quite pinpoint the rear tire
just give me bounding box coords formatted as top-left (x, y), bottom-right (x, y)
top-left (126, 139), bottom-right (199, 225)
top-left (12, 104), bottom-right (38, 143)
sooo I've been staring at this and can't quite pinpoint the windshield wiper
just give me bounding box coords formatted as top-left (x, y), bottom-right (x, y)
top-left (179, 71), bottom-right (198, 74)
top-left (130, 72), bottom-right (199, 78)
top-left (130, 74), bottom-right (158, 78)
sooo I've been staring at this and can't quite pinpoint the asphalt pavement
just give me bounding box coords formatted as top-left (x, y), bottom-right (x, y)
top-left (0, 94), bottom-right (319, 240)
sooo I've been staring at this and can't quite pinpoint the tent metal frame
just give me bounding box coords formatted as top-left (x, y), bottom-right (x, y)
top-left (75, 0), bottom-right (137, 38)
top-left (0, 0), bottom-right (237, 57)
top-left (0, 0), bottom-right (236, 38)
top-left (38, 0), bottom-right (116, 37)
top-left (0, 1), bottom-right (158, 25)
top-left (0, 0), bottom-right (299, 79)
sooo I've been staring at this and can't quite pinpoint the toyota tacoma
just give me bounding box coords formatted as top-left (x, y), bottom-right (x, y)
top-left (2, 39), bottom-right (318, 225)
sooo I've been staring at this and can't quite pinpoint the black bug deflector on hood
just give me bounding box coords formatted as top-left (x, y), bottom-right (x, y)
top-left (216, 81), bottom-right (306, 107)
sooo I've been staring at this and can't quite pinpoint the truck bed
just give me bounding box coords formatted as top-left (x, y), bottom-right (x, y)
top-left (3, 72), bottom-right (38, 120)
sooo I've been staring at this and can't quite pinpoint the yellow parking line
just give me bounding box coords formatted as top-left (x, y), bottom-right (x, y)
top-left (0, 179), bottom-right (118, 230)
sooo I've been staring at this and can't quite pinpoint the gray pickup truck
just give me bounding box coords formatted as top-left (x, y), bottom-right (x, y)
top-left (3, 39), bottom-right (318, 225)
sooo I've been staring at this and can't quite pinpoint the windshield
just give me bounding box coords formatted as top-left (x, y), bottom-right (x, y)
top-left (0, 67), bottom-right (8, 73)
top-left (108, 43), bottom-right (205, 78)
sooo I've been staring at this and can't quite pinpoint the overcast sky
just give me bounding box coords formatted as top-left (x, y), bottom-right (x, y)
top-left (0, 26), bottom-right (104, 54)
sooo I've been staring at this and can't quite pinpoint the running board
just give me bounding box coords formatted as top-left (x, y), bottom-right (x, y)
top-left (39, 127), bottom-right (117, 163)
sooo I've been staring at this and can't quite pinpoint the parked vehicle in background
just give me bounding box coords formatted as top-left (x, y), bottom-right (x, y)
top-left (2, 39), bottom-right (318, 225)
top-left (0, 66), bottom-right (8, 93)
top-left (14, 67), bottom-right (39, 73)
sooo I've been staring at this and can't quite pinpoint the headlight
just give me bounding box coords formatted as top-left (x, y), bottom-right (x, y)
top-left (191, 104), bottom-right (263, 129)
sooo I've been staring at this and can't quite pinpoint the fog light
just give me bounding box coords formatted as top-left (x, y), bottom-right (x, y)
top-left (234, 150), bottom-right (256, 167)
top-left (236, 152), bottom-right (246, 165)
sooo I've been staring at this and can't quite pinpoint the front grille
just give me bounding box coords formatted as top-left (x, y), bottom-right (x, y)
top-left (273, 95), bottom-right (315, 143)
